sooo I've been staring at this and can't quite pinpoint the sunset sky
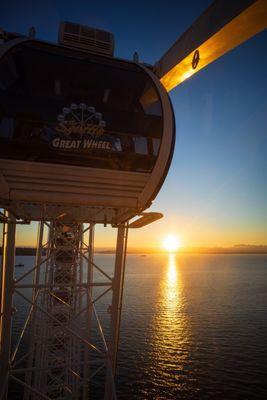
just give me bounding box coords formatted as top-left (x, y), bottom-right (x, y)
top-left (1, 0), bottom-right (266, 248)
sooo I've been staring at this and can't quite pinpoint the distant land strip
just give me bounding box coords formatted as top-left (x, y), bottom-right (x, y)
top-left (1, 246), bottom-right (267, 256)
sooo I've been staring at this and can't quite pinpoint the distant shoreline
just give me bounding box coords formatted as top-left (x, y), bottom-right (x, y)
top-left (98, 250), bottom-right (267, 255)
top-left (1, 246), bottom-right (266, 256)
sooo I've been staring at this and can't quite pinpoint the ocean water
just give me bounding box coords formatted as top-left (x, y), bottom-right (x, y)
top-left (7, 254), bottom-right (267, 399)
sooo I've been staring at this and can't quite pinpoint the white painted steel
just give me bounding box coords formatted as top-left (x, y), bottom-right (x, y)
top-left (104, 224), bottom-right (128, 400)
top-left (0, 214), bottom-right (124, 399)
top-left (0, 212), bottom-right (16, 400)
top-left (0, 159), bottom-right (149, 208)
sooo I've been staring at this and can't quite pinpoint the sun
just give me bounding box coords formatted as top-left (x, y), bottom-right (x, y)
top-left (163, 235), bottom-right (181, 252)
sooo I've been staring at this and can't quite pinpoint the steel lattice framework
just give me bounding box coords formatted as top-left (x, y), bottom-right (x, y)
top-left (0, 212), bottom-right (128, 399)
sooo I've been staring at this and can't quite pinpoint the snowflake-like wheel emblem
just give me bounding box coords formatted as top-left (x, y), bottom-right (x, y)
top-left (56, 103), bottom-right (106, 138)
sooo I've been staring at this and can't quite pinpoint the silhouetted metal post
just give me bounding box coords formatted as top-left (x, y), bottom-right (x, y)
top-left (0, 212), bottom-right (16, 400)
top-left (105, 224), bottom-right (128, 399)
top-left (110, 224), bottom-right (128, 370)
top-left (23, 221), bottom-right (44, 400)
top-left (83, 223), bottom-right (95, 400)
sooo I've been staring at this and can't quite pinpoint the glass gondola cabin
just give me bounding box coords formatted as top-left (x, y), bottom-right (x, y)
top-left (0, 23), bottom-right (175, 224)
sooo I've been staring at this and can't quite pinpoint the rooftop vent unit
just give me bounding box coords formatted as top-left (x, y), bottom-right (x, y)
top-left (58, 21), bottom-right (114, 56)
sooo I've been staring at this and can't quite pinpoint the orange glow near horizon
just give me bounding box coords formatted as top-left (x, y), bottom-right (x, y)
top-left (2, 221), bottom-right (266, 250)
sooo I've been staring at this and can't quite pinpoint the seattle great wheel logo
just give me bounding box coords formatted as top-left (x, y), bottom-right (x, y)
top-left (56, 103), bottom-right (106, 138)
top-left (51, 103), bottom-right (114, 151)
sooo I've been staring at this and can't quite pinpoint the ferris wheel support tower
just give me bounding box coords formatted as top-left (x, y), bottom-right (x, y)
top-left (0, 0), bottom-right (266, 398)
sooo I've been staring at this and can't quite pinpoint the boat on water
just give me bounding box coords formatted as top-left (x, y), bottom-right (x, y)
top-left (15, 263), bottom-right (24, 267)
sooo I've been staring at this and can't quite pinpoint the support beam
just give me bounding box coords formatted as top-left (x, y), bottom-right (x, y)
top-left (0, 212), bottom-right (16, 400)
top-left (24, 222), bottom-right (44, 400)
top-left (105, 224), bottom-right (128, 400)
top-left (82, 223), bottom-right (94, 400)
top-left (155, 0), bottom-right (267, 92)
top-left (109, 224), bottom-right (128, 372)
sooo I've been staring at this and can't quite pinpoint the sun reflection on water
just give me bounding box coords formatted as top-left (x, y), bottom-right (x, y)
top-left (162, 253), bottom-right (186, 323)
top-left (148, 254), bottom-right (190, 392)
top-left (166, 253), bottom-right (179, 307)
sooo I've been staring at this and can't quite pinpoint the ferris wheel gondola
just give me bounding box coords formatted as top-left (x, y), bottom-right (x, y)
top-left (0, 36), bottom-right (174, 224)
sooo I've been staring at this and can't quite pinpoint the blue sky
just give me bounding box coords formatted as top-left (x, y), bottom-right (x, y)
top-left (1, 0), bottom-right (266, 247)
